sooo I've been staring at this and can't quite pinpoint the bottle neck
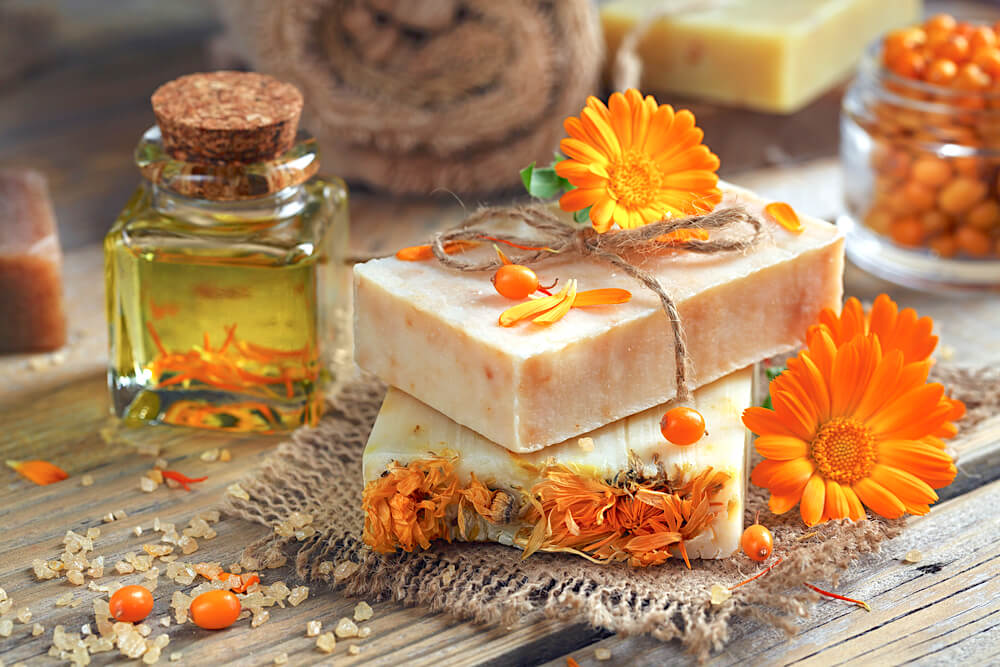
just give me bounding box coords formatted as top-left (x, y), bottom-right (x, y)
top-left (150, 181), bottom-right (309, 226)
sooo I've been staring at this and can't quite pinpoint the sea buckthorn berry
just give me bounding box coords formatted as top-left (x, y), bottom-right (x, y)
top-left (929, 233), bottom-right (959, 258)
top-left (925, 14), bottom-right (957, 35)
top-left (491, 264), bottom-right (539, 300)
top-left (901, 181), bottom-right (936, 212)
top-left (889, 217), bottom-right (925, 247)
top-left (973, 47), bottom-right (1000, 76)
top-left (660, 406), bottom-right (705, 446)
top-left (921, 210), bottom-right (951, 234)
top-left (938, 177), bottom-right (988, 214)
top-left (966, 199), bottom-right (1000, 230)
top-left (190, 589), bottom-right (241, 630)
top-left (937, 35), bottom-right (970, 63)
top-left (955, 225), bottom-right (992, 256)
top-left (741, 520), bottom-right (773, 562)
top-left (955, 63), bottom-right (992, 90)
top-left (911, 156), bottom-right (953, 187)
top-left (970, 26), bottom-right (998, 51)
top-left (925, 58), bottom-right (958, 85)
top-left (109, 585), bottom-right (154, 623)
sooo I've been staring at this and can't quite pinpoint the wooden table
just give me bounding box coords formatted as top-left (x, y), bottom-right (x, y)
top-left (2, 2), bottom-right (999, 664)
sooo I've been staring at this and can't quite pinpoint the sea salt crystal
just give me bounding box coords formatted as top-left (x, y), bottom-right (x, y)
top-left (353, 601), bottom-right (373, 622)
top-left (153, 634), bottom-right (170, 649)
top-left (0, 619), bottom-right (13, 637)
top-left (200, 448), bottom-right (219, 462)
top-left (334, 617), bottom-right (358, 638)
top-left (16, 607), bottom-right (32, 623)
top-left (115, 561), bottom-right (135, 575)
top-left (577, 437), bottom-right (595, 452)
top-left (317, 561), bottom-right (334, 576)
top-left (81, 475), bottom-right (94, 487)
top-left (86, 527), bottom-right (100, 540)
top-left (226, 483), bottom-right (249, 501)
top-left (67, 570), bottom-right (85, 586)
top-left (333, 561), bottom-right (359, 582)
top-left (251, 609), bottom-right (270, 628)
top-left (118, 629), bottom-right (147, 659)
top-left (169, 653), bottom-right (182, 662)
top-left (903, 549), bottom-right (923, 564)
top-left (134, 526), bottom-right (144, 537)
top-left (287, 586), bottom-right (308, 607)
top-left (306, 620), bottom-right (322, 637)
top-left (273, 653), bottom-right (288, 665)
top-left (219, 449), bottom-right (232, 462)
top-left (358, 626), bottom-right (372, 639)
top-left (140, 477), bottom-right (157, 493)
top-left (178, 536), bottom-right (198, 555)
top-left (137, 623), bottom-right (152, 637)
top-left (349, 645), bottom-right (361, 656)
top-left (142, 647), bottom-right (161, 665)
top-left (32, 623), bottom-right (44, 636)
top-left (315, 632), bottom-right (336, 653)
top-left (32, 559), bottom-right (56, 580)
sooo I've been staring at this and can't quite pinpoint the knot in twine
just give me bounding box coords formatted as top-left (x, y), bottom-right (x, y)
top-left (430, 204), bottom-right (762, 403)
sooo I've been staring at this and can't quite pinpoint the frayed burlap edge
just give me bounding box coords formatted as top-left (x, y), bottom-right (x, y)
top-left (224, 364), bottom-right (997, 661)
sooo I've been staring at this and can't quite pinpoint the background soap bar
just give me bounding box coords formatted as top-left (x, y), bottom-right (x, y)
top-left (602, 0), bottom-right (921, 113)
top-left (0, 169), bottom-right (67, 353)
top-left (364, 368), bottom-right (752, 560)
top-left (354, 183), bottom-right (844, 452)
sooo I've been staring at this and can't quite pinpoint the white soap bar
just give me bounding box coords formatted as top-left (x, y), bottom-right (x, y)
top-left (362, 367), bottom-right (751, 564)
top-left (355, 182), bottom-right (842, 452)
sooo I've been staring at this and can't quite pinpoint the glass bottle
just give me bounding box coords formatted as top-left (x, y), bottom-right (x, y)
top-left (104, 72), bottom-right (349, 432)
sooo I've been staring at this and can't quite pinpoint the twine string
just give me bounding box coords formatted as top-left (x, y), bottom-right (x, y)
top-left (429, 204), bottom-right (762, 402)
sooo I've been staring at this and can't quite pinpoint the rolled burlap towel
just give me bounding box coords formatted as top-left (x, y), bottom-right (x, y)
top-left (213, 0), bottom-right (603, 194)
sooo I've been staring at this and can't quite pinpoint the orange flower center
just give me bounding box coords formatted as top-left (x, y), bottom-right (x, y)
top-left (810, 417), bottom-right (877, 484)
top-left (608, 151), bottom-right (662, 209)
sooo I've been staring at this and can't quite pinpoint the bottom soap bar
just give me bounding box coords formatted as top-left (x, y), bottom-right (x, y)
top-left (362, 367), bottom-right (752, 566)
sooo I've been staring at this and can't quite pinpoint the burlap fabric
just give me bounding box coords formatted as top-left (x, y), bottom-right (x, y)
top-left (224, 364), bottom-right (999, 660)
top-left (212, 0), bottom-right (602, 195)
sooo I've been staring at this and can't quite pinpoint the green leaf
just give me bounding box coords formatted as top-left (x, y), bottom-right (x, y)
top-left (761, 364), bottom-right (787, 409)
top-left (520, 162), bottom-right (571, 200)
top-left (573, 206), bottom-right (592, 224)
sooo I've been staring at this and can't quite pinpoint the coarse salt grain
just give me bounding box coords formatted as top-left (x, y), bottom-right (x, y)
top-left (169, 653), bottom-right (182, 662)
top-left (904, 549), bottom-right (923, 564)
top-left (358, 626), bottom-right (372, 639)
top-left (710, 584), bottom-right (732, 605)
top-left (349, 645), bottom-right (361, 656)
top-left (273, 652), bottom-right (288, 665)
top-left (16, 607), bottom-right (32, 623)
top-left (0, 619), bottom-right (13, 637)
top-left (315, 632), bottom-right (336, 653)
top-left (226, 483), bottom-right (249, 501)
top-left (137, 623), bottom-right (152, 637)
top-left (306, 620), bottom-right (322, 637)
top-left (219, 449), bottom-right (231, 462)
top-left (67, 570), bottom-right (85, 586)
top-left (134, 526), bottom-right (144, 537)
top-left (142, 646), bottom-right (161, 665)
top-left (115, 561), bottom-right (135, 575)
top-left (353, 601), bottom-right (373, 622)
top-left (81, 475), bottom-right (94, 487)
top-left (178, 536), bottom-right (198, 555)
top-left (334, 617), bottom-right (358, 638)
top-left (595, 648), bottom-right (612, 661)
top-left (287, 586), bottom-right (308, 607)
top-left (333, 561), bottom-right (359, 582)
top-left (317, 561), bottom-right (334, 576)
top-left (55, 592), bottom-right (73, 607)
top-left (200, 448), bottom-right (219, 462)
top-left (32, 623), bottom-right (44, 636)
top-left (251, 609), bottom-right (270, 628)
top-left (140, 477), bottom-right (157, 493)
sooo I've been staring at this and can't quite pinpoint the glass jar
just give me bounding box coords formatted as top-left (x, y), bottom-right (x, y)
top-left (841, 42), bottom-right (1000, 290)
top-left (104, 127), bottom-right (349, 432)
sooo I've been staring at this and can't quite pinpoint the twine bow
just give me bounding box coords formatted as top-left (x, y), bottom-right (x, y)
top-left (430, 204), bottom-right (762, 402)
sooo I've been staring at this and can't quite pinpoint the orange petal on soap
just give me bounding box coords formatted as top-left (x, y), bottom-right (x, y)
top-left (572, 288), bottom-right (632, 307)
top-left (659, 229), bottom-right (710, 244)
top-left (395, 240), bottom-right (478, 261)
top-left (498, 291), bottom-right (565, 327)
top-left (532, 279), bottom-right (578, 324)
top-left (6, 459), bottom-right (69, 485)
top-left (764, 202), bottom-right (804, 233)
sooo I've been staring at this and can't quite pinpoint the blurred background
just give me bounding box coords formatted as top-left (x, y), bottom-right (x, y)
top-left (0, 0), bottom-right (996, 251)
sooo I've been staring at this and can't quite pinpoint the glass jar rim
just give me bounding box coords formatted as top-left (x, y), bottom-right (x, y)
top-left (135, 126), bottom-right (320, 201)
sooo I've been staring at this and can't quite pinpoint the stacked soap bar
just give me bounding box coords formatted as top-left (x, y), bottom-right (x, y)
top-left (355, 182), bottom-right (843, 564)
top-left (601, 0), bottom-right (921, 113)
top-left (0, 169), bottom-right (67, 353)
top-left (364, 369), bottom-right (752, 561)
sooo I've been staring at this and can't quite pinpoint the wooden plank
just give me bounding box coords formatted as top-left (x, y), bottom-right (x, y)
top-left (550, 477), bottom-right (1000, 667)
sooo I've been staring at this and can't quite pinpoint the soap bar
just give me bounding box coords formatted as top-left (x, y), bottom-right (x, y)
top-left (602, 0), bottom-right (921, 113)
top-left (363, 367), bottom-right (751, 563)
top-left (0, 169), bottom-right (67, 353)
top-left (354, 183), bottom-right (843, 452)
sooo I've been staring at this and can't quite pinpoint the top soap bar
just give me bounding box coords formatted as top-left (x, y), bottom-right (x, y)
top-left (602, 0), bottom-right (920, 113)
top-left (354, 183), bottom-right (843, 452)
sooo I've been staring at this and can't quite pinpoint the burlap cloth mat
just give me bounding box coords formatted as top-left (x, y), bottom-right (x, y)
top-left (224, 364), bottom-right (1000, 660)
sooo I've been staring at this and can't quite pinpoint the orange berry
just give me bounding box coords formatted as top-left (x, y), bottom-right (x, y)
top-left (967, 199), bottom-right (1000, 230)
top-left (921, 210), bottom-right (951, 235)
top-left (189, 590), bottom-right (241, 630)
top-left (955, 63), bottom-right (991, 90)
top-left (937, 35), bottom-right (970, 63)
top-left (969, 26), bottom-right (998, 52)
top-left (911, 156), bottom-right (953, 187)
top-left (924, 14), bottom-right (957, 35)
top-left (109, 585), bottom-right (154, 623)
top-left (659, 406), bottom-right (705, 446)
top-left (972, 47), bottom-right (1000, 76)
top-left (491, 264), bottom-right (539, 300)
top-left (741, 521), bottom-right (773, 562)
top-left (925, 58), bottom-right (958, 85)
top-left (901, 181), bottom-right (936, 212)
top-left (929, 233), bottom-right (959, 258)
top-left (889, 217), bottom-right (926, 247)
top-left (889, 51), bottom-right (926, 79)
top-left (938, 177), bottom-right (988, 215)
top-left (956, 225), bottom-right (993, 257)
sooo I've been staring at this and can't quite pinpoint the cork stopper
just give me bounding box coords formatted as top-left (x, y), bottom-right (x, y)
top-left (151, 71), bottom-right (304, 165)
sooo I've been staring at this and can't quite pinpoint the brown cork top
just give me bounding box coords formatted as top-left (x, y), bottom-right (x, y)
top-left (151, 71), bottom-right (304, 165)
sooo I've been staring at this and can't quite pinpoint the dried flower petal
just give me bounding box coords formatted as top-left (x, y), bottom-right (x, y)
top-left (6, 459), bottom-right (68, 485)
top-left (764, 201), bottom-right (804, 233)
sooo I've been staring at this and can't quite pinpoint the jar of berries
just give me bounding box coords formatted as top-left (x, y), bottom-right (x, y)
top-left (841, 13), bottom-right (1000, 289)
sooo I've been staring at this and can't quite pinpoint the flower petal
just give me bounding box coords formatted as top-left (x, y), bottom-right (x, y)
top-left (754, 435), bottom-right (809, 460)
top-left (824, 479), bottom-right (851, 521)
top-left (841, 485), bottom-right (867, 520)
top-left (869, 464), bottom-right (938, 504)
top-left (853, 477), bottom-right (906, 519)
top-left (800, 473), bottom-right (826, 527)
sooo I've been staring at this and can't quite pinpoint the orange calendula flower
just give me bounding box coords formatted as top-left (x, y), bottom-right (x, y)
top-left (813, 294), bottom-right (938, 364)
top-left (498, 280), bottom-right (631, 326)
top-left (745, 330), bottom-right (958, 526)
top-left (6, 459), bottom-right (69, 485)
top-left (555, 89), bottom-right (721, 233)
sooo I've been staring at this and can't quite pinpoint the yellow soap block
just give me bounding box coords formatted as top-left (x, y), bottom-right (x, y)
top-left (602, 0), bottom-right (922, 113)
